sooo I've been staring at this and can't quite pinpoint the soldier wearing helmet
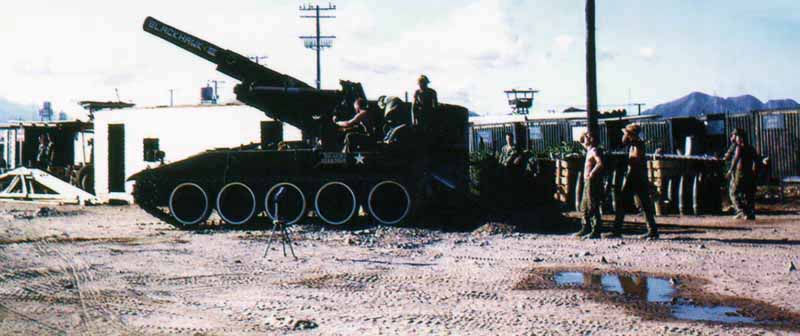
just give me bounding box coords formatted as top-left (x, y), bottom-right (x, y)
top-left (377, 95), bottom-right (411, 145)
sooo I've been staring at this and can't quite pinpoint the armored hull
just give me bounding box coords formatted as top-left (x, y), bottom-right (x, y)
top-left (130, 17), bottom-right (470, 228)
top-left (133, 148), bottom-right (428, 226)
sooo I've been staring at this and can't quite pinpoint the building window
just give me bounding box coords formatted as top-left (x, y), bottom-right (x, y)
top-left (143, 138), bottom-right (160, 162)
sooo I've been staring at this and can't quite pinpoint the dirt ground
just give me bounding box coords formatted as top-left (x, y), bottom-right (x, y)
top-left (1, 201), bottom-right (799, 335)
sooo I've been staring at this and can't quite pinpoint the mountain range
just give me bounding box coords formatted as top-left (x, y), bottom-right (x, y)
top-left (0, 98), bottom-right (37, 121)
top-left (642, 92), bottom-right (799, 118)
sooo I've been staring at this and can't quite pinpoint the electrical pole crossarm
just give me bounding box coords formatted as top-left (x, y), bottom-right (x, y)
top-left (298, 3), bottom-right (336, 91)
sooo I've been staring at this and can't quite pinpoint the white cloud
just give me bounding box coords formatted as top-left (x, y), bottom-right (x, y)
top-left (639, 47), bottom-right (656, 60)
top-left (554, 35), bottom-right (575, 52)
top-left (330, 0), bottom-right (531, 114)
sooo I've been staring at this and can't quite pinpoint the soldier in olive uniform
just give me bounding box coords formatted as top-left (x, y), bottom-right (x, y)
top-left (607, 124), bottom-right (659, 240)
top-left (574, 131), bottom-right (604, 239)
top-left (412, 75), bottom-right (438, 129)
top-left (499, 133), bottom-right (522, 167)
top-left (728, 129), bottom-right (761, 220)
top-left (721, 129), bottom-right (739, 214)
top-left (378, 95), bottom-right (411, 145)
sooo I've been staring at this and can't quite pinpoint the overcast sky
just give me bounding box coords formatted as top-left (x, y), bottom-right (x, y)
top-left (1, 0), bottom-right (798, 118)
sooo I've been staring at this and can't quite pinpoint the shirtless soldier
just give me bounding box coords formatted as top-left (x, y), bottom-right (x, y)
top-left (607, 124), bottom-right (659, 240)
top-left (574, 131), bottom-right (604, 239)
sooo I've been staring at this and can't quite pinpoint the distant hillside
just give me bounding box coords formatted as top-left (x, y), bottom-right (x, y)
top-left (643, 92), bottom-right (800, 118)
top-left (0, 97), bottom-right (36, 121)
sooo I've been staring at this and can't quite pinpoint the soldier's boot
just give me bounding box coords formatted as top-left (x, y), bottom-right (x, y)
top-left (638, 230), bottom-right (659, 240)
top-left (638, 224), bottom-right (659, 240)
top-left (582, 226), bottom-right (601, 240)
top-left (746, 209), bottom-right (756, 221)
top-left (572, 224), bottom-right (591, 238)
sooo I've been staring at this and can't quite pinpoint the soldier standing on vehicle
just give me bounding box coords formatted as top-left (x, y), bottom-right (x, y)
top-left (412, 75), bottom-right (438, 129)
top-left (607, 124), bottom-right (659, 240)
top-left (728, 129), bottom-right (761, 220)
top-left (574, 131), bottom-right (604, 239)
top-left (378, 95), bottom-right (411, 145)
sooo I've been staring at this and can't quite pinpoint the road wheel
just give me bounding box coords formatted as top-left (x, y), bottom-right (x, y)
top-left (169, 183), bottom-right (211, 226)
top-left (315, 181), bottom-right (357, 225)
top-left (265, 182), bottom-right (306, 225)
top-left (216, 182), bottom-right (257, 225)
top-left (367, 180), bottom-right (411, 225)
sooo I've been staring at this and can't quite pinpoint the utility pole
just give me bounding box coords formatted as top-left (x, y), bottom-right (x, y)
top-left (169, 89), bottom-right (174, 107)
top-left (630, 103), bottom-right (646, 115)
top-left (299, 3), bottom-right (336, 90)
top-left (585, 0), bottom-right (599, 137)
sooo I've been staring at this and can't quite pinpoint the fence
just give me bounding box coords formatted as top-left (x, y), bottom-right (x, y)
top-left (524, 120), bottom-right (571, 154)
top-left (637, 120), bottom-right (673, 154)
top-left (470, 123), bottom-right (516, 153)
top-left (756, 110), bottom-right (800, 180)
top-left (469, 108), bottom-right (800, 181)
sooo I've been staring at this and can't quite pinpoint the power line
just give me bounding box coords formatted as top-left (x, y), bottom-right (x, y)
top-left (299, 3), bottom-right (336, 90)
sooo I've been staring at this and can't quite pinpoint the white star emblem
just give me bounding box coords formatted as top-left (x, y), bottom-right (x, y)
top-left (354, 153), bottom-right (365, 165)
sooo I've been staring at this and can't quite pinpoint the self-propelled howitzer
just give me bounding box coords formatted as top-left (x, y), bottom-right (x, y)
top-left (130, 17), bottom-right (469, 228)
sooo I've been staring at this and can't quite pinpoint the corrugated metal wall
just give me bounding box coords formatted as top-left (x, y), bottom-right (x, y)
top-left (525, 120), bottom-right (571, 154)
top-left (756, 110), bottom-right (800, 180)
top-left (638, 120), bottom-right (673, 154)
top-left (726, 113), bottom-right (758, 149)
top-left (470, 123), bottom-right (515, 153)
top-left (468, 108), bottom-right (800, 181)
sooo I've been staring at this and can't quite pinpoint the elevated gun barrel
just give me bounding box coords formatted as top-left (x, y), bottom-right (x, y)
top-left (143, 16), bottom-right (222, 65)
top-left (143, 16), bottom-right (311, 88)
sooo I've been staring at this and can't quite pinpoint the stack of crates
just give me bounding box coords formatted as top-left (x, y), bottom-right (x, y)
top-left (554, 158), bottom-right (583, 209)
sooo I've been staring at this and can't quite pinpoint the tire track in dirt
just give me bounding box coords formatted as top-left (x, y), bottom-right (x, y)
top-left (30, 238), bottom-right (153, 335)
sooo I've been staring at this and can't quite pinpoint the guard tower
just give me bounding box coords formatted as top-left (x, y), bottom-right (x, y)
top-left (504, 89), bottom-right (539, 115)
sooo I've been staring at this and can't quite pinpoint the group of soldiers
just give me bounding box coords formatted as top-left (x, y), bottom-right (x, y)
top-left (573, 125), bottom-right (762, 241)
top-left (334, 75), bottom-right (438, 152)
top-left (574, 124), bottom-right (659, 240)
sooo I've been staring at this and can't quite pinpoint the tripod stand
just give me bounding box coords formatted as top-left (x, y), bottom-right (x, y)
top-left (263, 187), bottom-right (297, 259)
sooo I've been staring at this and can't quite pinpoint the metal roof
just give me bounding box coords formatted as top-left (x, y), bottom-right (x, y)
top-left (0, 120), bottom-right (93, 131)
top-left (79, 101), bottom-right (135, 111)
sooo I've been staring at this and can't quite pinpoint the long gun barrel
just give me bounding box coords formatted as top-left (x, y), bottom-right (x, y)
top-left (143, 16), bottom-right (312, 89)
top-left (143, 17), bottom-right (348, 135)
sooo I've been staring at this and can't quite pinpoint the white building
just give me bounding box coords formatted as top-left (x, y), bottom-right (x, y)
top-left (93, 103), bottom-right (301, 203)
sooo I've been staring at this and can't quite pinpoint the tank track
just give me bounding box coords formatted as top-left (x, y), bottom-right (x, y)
top-left (132, 175), bottom-right (188, 228)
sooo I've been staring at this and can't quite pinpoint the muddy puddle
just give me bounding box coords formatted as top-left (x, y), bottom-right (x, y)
top-left (516, 267), bottom-right (800, 331)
